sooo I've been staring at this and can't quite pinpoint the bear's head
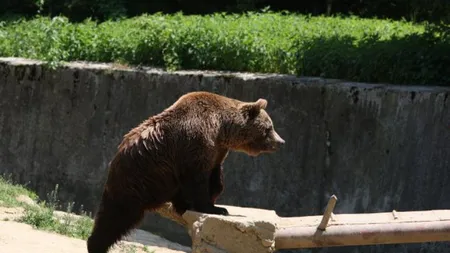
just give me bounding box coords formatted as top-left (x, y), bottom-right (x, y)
top-left (229, 98), bottom-right (285, 157)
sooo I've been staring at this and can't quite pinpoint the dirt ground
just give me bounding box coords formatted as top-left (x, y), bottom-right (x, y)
top-left (0, 206), bottom-right (190, 253)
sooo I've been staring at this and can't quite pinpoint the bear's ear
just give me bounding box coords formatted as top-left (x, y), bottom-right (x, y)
top-left (240, 98), bottom-right (268, 119)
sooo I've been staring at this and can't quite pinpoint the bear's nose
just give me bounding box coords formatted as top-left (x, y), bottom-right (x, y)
top-left (273, 131), bottom-right (285, 145)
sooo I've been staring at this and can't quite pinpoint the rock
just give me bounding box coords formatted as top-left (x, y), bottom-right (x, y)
top-left (183, 205), bottom-right (279, 253)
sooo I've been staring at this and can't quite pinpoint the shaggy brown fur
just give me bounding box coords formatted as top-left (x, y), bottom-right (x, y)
top-left (87, 91), bottom-right (285, 253)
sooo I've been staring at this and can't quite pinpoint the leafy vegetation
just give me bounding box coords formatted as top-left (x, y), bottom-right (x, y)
top-left (20, 204), bottom-right (94, 240)
top-left (0, 174), bottom-right (156, 252)
top-left (0, 12), bottom-right (449, 86)
top-left (0, 174), bottom-right (38, 208)
top-left (0, 174), bottom-right (93, 240)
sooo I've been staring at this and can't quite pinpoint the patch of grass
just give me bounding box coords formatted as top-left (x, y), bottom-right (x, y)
top-left (0, 174), bottom-right (94, 240)
top-left (18, 185), bottom-right (94, 240)
top-left (19, 203), bottom-right (94, 240)
top-left (142, 246), bottom-right (153, 252)
top-left (121, 244), bottom-right (155, 253)
top-left (0, 175), bottom-right (159, 252)
top-left (0, 173), bottom-right (38, 208)
top-left (0, 12), bottom-right (448, 86)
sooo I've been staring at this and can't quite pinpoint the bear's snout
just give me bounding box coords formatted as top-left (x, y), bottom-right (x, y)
top-left (273, 131), bottom-right (285, 146)
top-left (271, 130), bottom-right (285, 149)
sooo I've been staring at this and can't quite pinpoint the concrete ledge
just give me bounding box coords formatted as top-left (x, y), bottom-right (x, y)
top-left (1, 57), bottom-right (449, 92)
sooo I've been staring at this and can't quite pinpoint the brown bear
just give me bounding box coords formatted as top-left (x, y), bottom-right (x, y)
top-left (87, 91), bottom-right (285, 253)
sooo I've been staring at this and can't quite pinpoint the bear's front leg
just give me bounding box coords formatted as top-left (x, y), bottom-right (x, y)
top-left (171, 191), bottom-right (192, 216)
top-left (209, 164), bottom-right (224, 204)
top-left (191, 170), bottom-right (229, 216)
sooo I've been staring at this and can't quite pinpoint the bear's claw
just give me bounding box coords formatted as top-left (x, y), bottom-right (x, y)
top-left (214, 206), bottom-right (229, 215)
top-left (192, 205), bottom-right (229, 216)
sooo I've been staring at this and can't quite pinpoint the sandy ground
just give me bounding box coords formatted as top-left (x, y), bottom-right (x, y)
top-left (0, 206), bottom-right (190, 253)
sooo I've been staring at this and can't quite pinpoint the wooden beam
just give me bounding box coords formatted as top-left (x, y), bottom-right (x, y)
top-left (150, 200), bottom-right (450, 250)
top-left (275, 209), bottom-right (450, 249)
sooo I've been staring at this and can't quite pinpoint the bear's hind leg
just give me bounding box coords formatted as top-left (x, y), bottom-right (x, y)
top-left (87, 193), bottom-right (145, 253)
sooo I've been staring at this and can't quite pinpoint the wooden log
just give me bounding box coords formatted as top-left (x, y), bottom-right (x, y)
top-left (275, 210), bottom-right (450, 249)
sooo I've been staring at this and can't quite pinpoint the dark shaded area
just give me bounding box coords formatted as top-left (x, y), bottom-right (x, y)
top-left (295, 33), bottom-right (450, 86)
top-left (1, 0), bottom-right (450, 24)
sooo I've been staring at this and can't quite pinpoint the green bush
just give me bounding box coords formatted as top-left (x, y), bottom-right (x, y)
top-left (0, 12), bottom-right (448, 86)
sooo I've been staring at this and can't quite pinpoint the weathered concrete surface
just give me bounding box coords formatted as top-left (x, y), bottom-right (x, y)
top-left (183, 205), bottom-right (279, 253)
top-left (0, 57), bottom-right (449, 252)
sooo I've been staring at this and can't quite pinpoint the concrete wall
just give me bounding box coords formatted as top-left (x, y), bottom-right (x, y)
top-left (0, 57), bottom-right (449, 252)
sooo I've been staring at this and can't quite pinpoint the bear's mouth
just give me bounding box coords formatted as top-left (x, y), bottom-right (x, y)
top-left (260, 145), bottom-right (281, 154)
top-left (269, 141), bottom-right (284, 151)
top-left (268, 147), bottom-right (280, 152)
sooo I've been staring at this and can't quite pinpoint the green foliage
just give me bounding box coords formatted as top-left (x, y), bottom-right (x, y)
top-left (20, 204), bottom-right (94, 240)
top-left (0, 12), bottom-right (448, 86)
top-left (0, 175), bottom-right (94, 240)
top-left (26, 184), bottom-right (94, 240)
top-left (0, 174), bottom-right (38, 208)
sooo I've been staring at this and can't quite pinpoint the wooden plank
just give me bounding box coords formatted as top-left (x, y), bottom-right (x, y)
top-left (275, 208), bottom-right (450, 249)
top-left (275, 219), bottom-right (450, 249)
top-left (277, 210), bottom-right (450, 228)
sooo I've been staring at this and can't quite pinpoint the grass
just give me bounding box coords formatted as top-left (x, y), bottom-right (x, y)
top-left (0, 174), bottom-right (39, 208)
top-left (19, 202), bottom-right (94, 240)
top-left (0, 174), bottom-right (156, 252)
top-left (0, 174), bottom-right (94, 240)
top-left (0, 11), bottom-right (448, 86)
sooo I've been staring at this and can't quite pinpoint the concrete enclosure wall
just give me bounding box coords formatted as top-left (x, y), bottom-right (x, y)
top-left (0, 57), bottom-right (449, 252)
